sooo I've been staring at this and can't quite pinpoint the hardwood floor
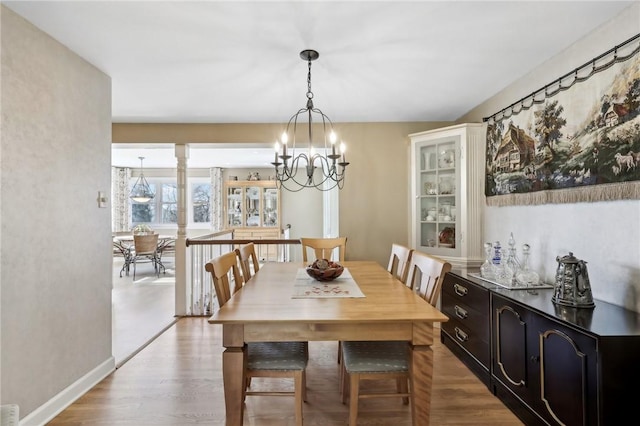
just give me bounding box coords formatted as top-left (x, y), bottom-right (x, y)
top-left (49, 318), bottom-right (523, 425)
top-left (112, 256), bottom-right (177, 366)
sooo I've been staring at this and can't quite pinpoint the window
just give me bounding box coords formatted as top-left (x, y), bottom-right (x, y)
top-left (192, 182), bottom-right (211, 223)
top-left (161, 183), bottom-right (178, 223)
top-left (131, 178), bottom-right (211, 227)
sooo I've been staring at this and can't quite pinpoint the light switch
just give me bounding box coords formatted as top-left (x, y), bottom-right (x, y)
top-left (97, 191), bottom-right (108, 208)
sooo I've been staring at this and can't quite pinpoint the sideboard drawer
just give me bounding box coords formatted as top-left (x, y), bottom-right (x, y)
top-left (441, 272), bottom-right (492, 387)
top-left (442, 317), bottom-right (490, 367)
top-left (442, 273), bottom-right (489, 310)
top-left (441, 296), bottom-right (489, 342)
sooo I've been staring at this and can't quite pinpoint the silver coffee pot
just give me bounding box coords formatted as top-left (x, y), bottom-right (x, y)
top-left (551, 252), bottom-right (595, 309)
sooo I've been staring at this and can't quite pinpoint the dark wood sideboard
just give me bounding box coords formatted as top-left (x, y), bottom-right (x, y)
top-left (441, 270), bottom-right (640, 426)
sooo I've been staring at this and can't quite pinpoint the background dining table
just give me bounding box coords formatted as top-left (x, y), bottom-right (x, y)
top-left (112, 234), bottom-right (175, 243)
top-left (112, 234), bottom-right (175, 277)
top-left (208, 260), bottom-right (449, 426)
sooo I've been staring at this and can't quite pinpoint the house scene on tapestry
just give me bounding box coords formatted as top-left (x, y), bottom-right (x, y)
top-left (485, 43), bottom-right (640, 200)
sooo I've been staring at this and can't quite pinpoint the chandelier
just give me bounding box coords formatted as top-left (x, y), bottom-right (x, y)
top-left (129, 156), bottom-right (155, 203)
top-left (272, 49), bottom-right (349, 191)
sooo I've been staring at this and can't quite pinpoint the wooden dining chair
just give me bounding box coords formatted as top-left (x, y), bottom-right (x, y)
top-left (387, 243), bottom-right (414, 285)
top-left (205, 251), bottom-right (244, 307)
top-left (131, 233), bottom-right (161, 280)
top-left (339, 251), bottom-right (452, 425)
top-left (301, 236), bottom-right (347, 367)
top-left (300, 237), bottom-right (347, 262)
top-left (335, 242), bottom-right (416, 364)
top-left (205, 251), bottom-right (309, 426)
top-left (235, 242), bottom-right (260, 282)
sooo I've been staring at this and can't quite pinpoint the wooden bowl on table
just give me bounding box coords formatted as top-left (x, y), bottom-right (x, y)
top-left (306, 259), bottom-right (344, 282)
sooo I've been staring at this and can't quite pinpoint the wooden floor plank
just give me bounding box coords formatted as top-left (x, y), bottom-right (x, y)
top-left (48, 319), bottom-right (523, 425)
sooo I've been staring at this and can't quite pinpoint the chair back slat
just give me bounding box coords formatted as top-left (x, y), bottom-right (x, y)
top-left (133, 234), bottom-right (159, 255)
top-left (407, 251), bottom-right (452, 306)
top-left (300, 237), bottom-right (347, 262)
top-left (205, 251), bottom-right (243, 309)
top-left (235, 242), bottom-right (260, 282)
top-left (387, 243), bottom-right (413, 285)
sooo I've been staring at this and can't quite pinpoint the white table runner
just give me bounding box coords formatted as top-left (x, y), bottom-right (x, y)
top-left (292, 268), bottom-right (366, 298)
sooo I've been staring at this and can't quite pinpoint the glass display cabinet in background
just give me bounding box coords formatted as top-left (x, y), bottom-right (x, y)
top-left (223, 180), bottom-right (281, 260)
top-left (409, 123), bottom-right (486, 269)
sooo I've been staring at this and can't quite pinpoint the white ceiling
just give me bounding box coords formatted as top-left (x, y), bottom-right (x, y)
top-left (4, 0), bottom-right (635, 167)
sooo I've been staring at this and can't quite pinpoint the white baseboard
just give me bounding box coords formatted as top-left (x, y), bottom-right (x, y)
top-left (19, 357), bottom-right (115, 426)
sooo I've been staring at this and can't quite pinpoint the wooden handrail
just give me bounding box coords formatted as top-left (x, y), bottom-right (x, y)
top-left (186, 238), bottom-right (301, 247)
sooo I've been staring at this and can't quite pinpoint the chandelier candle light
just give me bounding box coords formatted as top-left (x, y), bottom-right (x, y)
top-left (272, 49), bottom-right (349, 191)
top-left (129, 156), bottom-right (155, 203)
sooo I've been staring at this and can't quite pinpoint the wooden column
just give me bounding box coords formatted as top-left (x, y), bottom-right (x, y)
top-left (174, 144), bottom-right (189, 316)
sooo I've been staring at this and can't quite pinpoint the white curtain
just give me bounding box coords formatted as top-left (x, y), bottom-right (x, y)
top-left (210, 167), bottom-right (223, 231)
top-left (111, 167), bottom-right (131, 232)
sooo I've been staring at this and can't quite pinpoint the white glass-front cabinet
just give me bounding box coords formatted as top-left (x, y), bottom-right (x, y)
top-left (409, 123), bottom-right (485, 269)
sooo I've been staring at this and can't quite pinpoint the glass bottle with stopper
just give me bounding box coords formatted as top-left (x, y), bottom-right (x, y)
top-left (496, 248), bottom-right (514, 285)
top-left (480, 242), bottom-right (494, 279)
top-left (516, 244), bottom-right (540, 286)
top-left (503, 232), bottom-right (520, 285)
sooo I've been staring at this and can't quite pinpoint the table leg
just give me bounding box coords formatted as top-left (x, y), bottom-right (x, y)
top-left (222, 346), bottom-right (246, 426)
top-left (409, 343), bottom-right (434, 426)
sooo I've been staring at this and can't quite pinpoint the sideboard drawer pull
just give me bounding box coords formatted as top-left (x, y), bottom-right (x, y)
top-left (453, 283), bottom-right (468, 297)
top-left (454, 327), bottom-right (469, 342)
top-left (454, 305), bottom-right (468, 320)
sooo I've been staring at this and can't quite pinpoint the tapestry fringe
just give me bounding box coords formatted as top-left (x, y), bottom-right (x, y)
top-left (486, 181), bottom-right (640, 207)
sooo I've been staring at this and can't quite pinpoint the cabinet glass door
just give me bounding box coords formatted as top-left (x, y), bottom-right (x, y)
top-left (245, 186), bottom-right (261, 227)
top-left (227, 186), bottom-right (243, 227)
top-left (262, 187), bottom-right (278, 227)
top-left (418, 138), bottom-right (458, 251)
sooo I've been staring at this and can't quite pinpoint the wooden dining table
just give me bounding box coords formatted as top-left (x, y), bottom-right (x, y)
top-left (208, 260), bottom-right (449, 425)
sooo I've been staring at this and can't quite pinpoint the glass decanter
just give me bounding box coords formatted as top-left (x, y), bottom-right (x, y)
top-left (507, 233), bottom-right (520, 268)
top-left (504, 233), bottom-right (520, 285)
top-left (495, 248), bottom-right (514, 286)
top-left (516, 244), bottom-right (540, 287)
top-left (491, 241), bottom-right (502, 278)
top-left (480, 242), bottom-right (494, 279)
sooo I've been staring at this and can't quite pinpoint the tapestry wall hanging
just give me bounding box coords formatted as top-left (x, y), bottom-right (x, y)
top-left (484, 34), bottom-right (640, 206)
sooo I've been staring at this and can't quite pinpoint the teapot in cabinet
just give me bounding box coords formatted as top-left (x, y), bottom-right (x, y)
top-left (552, 252), bottom-right (595, 309)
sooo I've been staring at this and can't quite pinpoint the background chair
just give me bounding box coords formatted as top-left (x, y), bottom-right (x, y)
top-left (300, 237), bottom-right (347, 262)
top-left (131, 233), bottom-right (161, 281)
top-left (340, 251), bottom-right (451, 425)
top-left (387, 243), bottom-right (414, 285)
top-left (205, 251), bottom-right (308, 426)
top-left (235, 242), bottom-right (260, 282)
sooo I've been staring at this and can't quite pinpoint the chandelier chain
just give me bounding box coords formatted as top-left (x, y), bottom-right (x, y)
top-left (306, 58), bottom-right (313, 100)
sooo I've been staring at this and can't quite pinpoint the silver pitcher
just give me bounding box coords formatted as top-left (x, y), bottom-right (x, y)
top-left (551, 252), bottom-right (595, 309)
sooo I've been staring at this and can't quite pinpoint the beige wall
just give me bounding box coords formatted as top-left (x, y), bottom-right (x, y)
top-left (1, 6), bottom-right (113, 421)
top-left (113, 121), bottom-right (451, 267)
